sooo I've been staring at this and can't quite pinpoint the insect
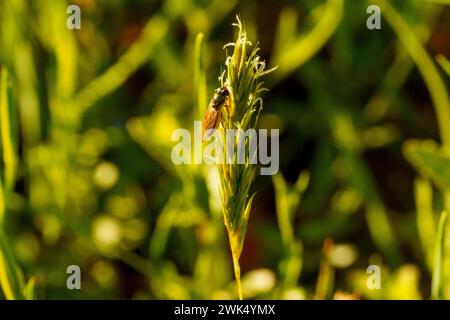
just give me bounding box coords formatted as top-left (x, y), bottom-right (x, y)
top-left (202, 86), bottom-right (230, 140)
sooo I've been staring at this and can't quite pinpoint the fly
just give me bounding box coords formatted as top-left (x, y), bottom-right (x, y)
top-left (202, 87), bottom-right (230, 140)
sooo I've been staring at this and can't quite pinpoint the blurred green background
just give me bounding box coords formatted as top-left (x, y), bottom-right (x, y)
top-left (0, 0), bottom-right (449, 300)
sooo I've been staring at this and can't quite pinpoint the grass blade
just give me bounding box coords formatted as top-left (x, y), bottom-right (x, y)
top-left (194, 33), bottom-right (207, 119)
top-left (0, 66), bottom-right (18, 194)
top-left (272, 0), bottom-right (343, 81)
top-left (431, 211), bottom-right (448, 299)
top-left (414, 178), bottom-right (437, 271)
top-left (73, 15), bottom-right (169, 114)
top-left (372, 0), bottom-right (450, 147)
top-left (23, 276), bottom-right (37, 300)
top-left (437, 55), bottom-right (450, 77)
top-left (0, 228), bottom-right (24, 300)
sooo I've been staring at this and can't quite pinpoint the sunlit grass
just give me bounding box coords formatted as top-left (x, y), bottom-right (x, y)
top-left (0, 0), bottom-right (449, 300)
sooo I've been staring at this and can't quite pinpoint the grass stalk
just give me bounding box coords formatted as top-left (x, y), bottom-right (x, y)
top-left (215, 17), bottom-right (275, 299)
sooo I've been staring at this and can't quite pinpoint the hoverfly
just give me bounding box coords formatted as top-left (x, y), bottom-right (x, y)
top-left (202, 86), bottom-right (230, 140)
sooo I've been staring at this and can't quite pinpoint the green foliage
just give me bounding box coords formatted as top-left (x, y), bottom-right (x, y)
top-left (0, 0), bottom-right (448, 300)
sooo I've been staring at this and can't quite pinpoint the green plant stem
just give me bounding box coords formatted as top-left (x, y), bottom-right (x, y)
top-left (231, 249), bottom-right (243, 300)
top-left (225, 224), bottom-right (243, 299)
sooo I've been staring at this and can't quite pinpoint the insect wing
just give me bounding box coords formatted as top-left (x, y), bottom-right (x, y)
top-left (202, 107), bottom-right (221, 140)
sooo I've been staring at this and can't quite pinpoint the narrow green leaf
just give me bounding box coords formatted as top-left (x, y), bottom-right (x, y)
top-left (23, 276), bottom-right (36, 300)
top-left (194, 33), bottom-right (207, 118)
top-left (431, 211), bottom-right (448, 300)
top-left (273, 171), bottom-right (309, 247)
top-left (414, 178), bottom-right (437, 271)
top-left (0, 228), bottom-right (24, 300)
top-left (365, 201), bottom-right (398, 261)
top-left (73, 15), bottom-right (169, 114)
top-left (373, 0), bottom-right (450, 147)
top-left (437, 55), bottom-right (450, 77)
top-left (273, 173), bottom-right (291, 244)
top-left (0, 66), bottom-right (18, 193)
top-left (272, 0), bottom-right (343, 81)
